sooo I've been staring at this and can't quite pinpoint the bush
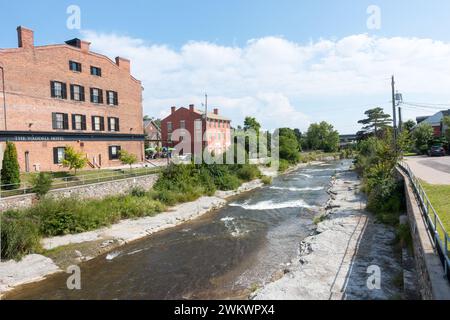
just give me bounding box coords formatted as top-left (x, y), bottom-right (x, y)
top-left (130, 187), bottom-right (147, 197)
top-left (261, 176), bottom-right (272, 185)
top-left (278, 159), bottom-right (290, 172)
top-left (1, 211), bottom-right (42, 260)
top-left (236, 164), bottom-right (260, 181)
top-left (32, 172), bottom-right (53, 198)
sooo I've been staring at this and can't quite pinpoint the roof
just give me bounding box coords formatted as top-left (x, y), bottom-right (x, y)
top-left (144, 119), bottom-right (161, 131)
top-left (418, 109), bottom-right (450, 126)
top-left (192, 108), bottom-right (231, 121)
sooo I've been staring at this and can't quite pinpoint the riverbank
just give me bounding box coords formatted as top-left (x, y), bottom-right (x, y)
top-left (253, 169), bottom-right (404, 300)
top-left (0, 179), bottom-right (263, 297)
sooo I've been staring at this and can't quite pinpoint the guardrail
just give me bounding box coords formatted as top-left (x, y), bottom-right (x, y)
top-left (0, 166), bottom-right (162, 198)
top-left (398, 160), bottom-right (450, 282)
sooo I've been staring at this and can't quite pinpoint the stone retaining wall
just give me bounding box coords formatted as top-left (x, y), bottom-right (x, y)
top-left (396, 168), bottom-right (450, 300)
top-left (0, 174), bottom-right (159, 212)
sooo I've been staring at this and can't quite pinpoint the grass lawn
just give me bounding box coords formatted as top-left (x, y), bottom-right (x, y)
top-left (422, 182), bottom-right (450, 236)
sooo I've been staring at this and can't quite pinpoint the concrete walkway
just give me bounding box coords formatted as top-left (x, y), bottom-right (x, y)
top-left (405, 156), bottom-right (450, 185)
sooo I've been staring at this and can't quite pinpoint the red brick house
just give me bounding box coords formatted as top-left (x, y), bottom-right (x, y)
top-left (0, 26), bottom-right (145, 172)
top-left (416, 109), bottom-right (450, 137)
top-left (161, 105), bottom-right (231, 155)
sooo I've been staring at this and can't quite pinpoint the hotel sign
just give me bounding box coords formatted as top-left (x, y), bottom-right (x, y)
top-left (0, 131), bottom-right (145, 142)
top-left (13, 135), bottom-right (66, 141)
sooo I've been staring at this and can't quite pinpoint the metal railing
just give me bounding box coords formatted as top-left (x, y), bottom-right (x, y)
top-left (0, 166), bottom-right (162, 198)
top-left (398, 160), bottom-right (450, 281)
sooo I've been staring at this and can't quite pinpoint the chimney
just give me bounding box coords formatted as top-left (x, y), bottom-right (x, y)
top-left (171, 106), bottom-right (176, 114)
top-left (80, 40), bottom-right (91, 53)
top-left (189, 104), bottom-right (195, 112)
top-left (17, 26), bottom-right (34, 49)
top-left (213, 108), bottom-right (219, 115)
top-left (115, 57), bottom-right (130, 73)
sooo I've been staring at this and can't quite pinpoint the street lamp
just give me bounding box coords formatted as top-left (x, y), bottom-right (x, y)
top-left (0, 66), bottom-right (6, 131)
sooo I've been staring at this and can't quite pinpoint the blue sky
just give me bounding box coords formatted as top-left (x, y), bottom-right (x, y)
top-left (2, 1), bottom-right (450, 133)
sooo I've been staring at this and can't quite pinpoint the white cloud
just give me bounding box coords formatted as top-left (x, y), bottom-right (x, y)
top-left (81, 30), bottom-right (450, 131)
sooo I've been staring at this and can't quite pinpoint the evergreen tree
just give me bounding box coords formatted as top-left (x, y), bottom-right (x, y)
top-left (358, 107), bottom-right (392, 137)
top-left (1, 141), bottom-right (21, 190)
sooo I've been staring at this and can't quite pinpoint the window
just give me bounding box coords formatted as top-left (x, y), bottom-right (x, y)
top-left (92, 116), bottom-right (105, 131)
top-left (53, 147), bottom-right (66, 164)
top-left (70, 84), bottom-right (85, 101)
top-left (91, 66), bottom-right (102, 77)
top-left (167, 122), bottom-right (173, 133)
top-left (108, 117), bottom-right (120, 132)
top-left (52, 113), bottom-right (69, 130)
top-left (106, 91), bottom-right (118, 106)
top-left (72, 114), bottom-right (86, 130)
top-left (50, 81), bottom-right (67, 99)
top-left (90, 88), bottom-right (103, 104)
top-left (69, 61), bottom-right (82, 72)
top-left (109, 146), bottom-right (121, 160)
top-left (180, 120), bottom-right (185, 129)
top-left (195, 120), bottom-right (202, 130)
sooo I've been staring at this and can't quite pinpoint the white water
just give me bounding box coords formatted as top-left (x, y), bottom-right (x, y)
top-left (269, 186), bottom-right (324, 192)
top-left (229, 199), bottom-right (316, 211)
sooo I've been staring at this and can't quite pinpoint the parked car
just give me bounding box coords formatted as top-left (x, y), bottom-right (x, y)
top-left (429, 145), bottom-right (446, 157)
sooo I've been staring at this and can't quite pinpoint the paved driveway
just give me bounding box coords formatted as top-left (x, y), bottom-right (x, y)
top-left (405, 156), bottom-right (450, 185)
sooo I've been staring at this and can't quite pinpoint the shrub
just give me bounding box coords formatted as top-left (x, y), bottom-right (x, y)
top-left (31, 172), bottom-right (53, 198)
top-left (1, 141), bottom-right (20, 190)
top-left (278, 159), bottom-right (290, 172)
top-left (261, 176), bottom-right (272, 185)
top-left (236, 164), bottom-right (260, 181)
top-left (130, 186), bottom-right (147, 197)
top-left (1, 211), bottom-right (42, 260)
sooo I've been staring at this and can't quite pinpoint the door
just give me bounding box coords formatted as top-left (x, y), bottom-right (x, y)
top-left (25, 151), bottom-right (30, 173)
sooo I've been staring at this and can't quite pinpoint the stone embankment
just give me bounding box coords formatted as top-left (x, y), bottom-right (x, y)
top-left (253, 170), bottom-right (406, 300)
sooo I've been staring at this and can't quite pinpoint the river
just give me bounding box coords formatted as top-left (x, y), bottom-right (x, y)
top-left (6, 160), bottom-right (351, 300)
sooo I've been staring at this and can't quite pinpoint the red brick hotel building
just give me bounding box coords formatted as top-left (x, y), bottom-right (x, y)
top-left (0, 27), bottom-right (145, 172)
top-left (161, 105), bottom-right (232, 155)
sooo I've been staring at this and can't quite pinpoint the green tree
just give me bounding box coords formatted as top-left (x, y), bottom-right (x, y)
top-left (403, 120), bottom-right (416, 133)
top-left (413, 123), bottom-right (434, 154)
top-left (293, 129), bottom-right (303, 151)
top-left (243, 117), bottom-right (261, 133)
top-left (306, 122), bottom-right (340, 152)
top-left (1, 141), bottom-right (20, 190)
top-left (358, 107), bottom-right (392, 136)
top-left (62, 146), bottom-right (87, 175)
top-left (278, 128), bottom-right (301, 163)
top-left (120, 150), bottom-right (138, 170)
top-left (31, 172), bottom-right (52, 199)
top-left (443, 116), bottom-right (450, 147)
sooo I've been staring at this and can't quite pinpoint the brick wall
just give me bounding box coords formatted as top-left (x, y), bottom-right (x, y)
top-left (0, 27), bottom-right (144, 172)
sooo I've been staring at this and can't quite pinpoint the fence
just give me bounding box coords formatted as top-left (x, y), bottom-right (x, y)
top-left (398, 160), bottom-right (450, 282)
top-left (0, 167), bottom-right (162, 198)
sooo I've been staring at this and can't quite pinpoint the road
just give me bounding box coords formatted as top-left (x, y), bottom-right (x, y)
top-left (405, 156), bottom-right (450, 185)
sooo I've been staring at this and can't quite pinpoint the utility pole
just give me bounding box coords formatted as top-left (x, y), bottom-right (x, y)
top-left (204, 93), bottom-right (208, 151)
top-left (391, 75), bottom-right (397, 147)
top-left (0, 66), bottom-right (6, 131)
top-left (398, 106), bottom-right (403, 133)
